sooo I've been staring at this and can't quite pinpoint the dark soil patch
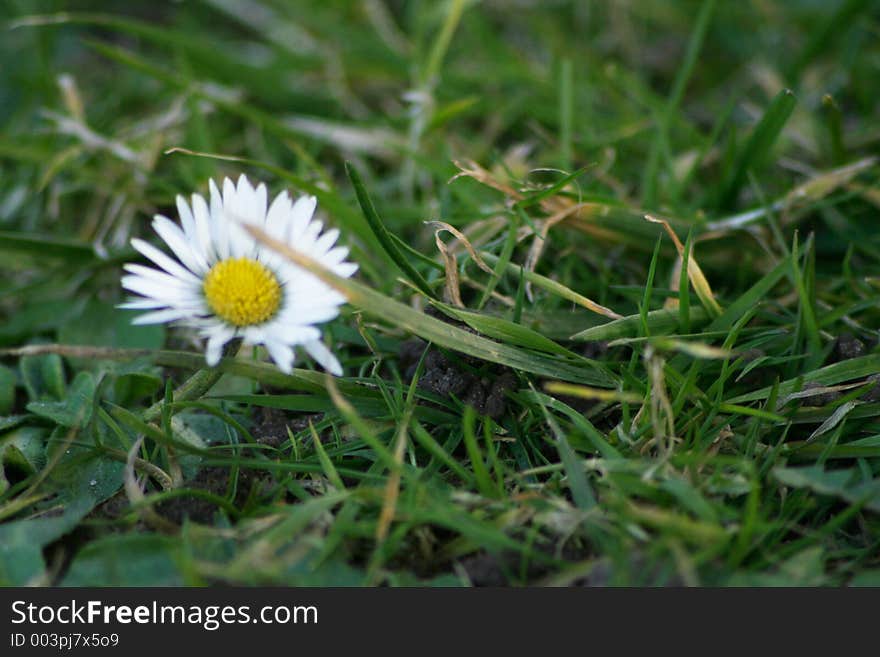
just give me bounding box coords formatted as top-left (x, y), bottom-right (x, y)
top-left (831, 333), bottom-right (866, 363)
top-left (157, 465), bottom-right (275, 524)
top-left (250, 404), bottom-right (324, 449)
top-left (399, 336), bottom-right (518, 420)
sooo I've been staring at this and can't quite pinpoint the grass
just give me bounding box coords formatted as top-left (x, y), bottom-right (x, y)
top-left (1, 0), bottom-right (879, 586)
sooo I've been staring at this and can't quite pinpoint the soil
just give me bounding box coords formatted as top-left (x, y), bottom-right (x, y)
top-left (831, 333), bottom-right (866, 362)
top-left (398, 332), bottom-right (518, 421)
top-left (250, 404), bottom-right (324, 449)
top-left (581, 340), bottom-right (611, 361)
top-left (157, 465), bottom-right (275, 524)
top-left (91, 463), bottom-right (276, 527)
top-left (457, 551), bottom-right (525, 586)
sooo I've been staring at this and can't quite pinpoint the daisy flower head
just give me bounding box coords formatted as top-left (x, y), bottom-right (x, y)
top-left (120, 175), bottom-right (357, 375)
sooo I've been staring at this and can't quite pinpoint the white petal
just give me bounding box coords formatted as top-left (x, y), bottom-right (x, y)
top-left (280, 267), bottom-right (324, 291)
top-left (254, 181), bottom-right (268, 223)
top-left (292, 218), bottom-right (322, 249)
top-left (304, 339), bottom-right (342, 376)
top-left (280, 303), bottom-right (340, 325)
top-left (209, 178), bottom-right (223, 215)
top-left (204, 325), bottom-right (234, 366)
top-left (190, 192), bottom-right (215, 262)
top-left (241, 325), bottom-right (267, 344)
top-left (286, 196), bottom-right (317, 240)
top-left (209, 179), bottom-right (229, 260)
top-left (265, 323), bottom-right (321, 344)
top-left (175, 195), bottom-right (197, 245)
top-left (266, 190), bottom-right (291, 238)
top-left (264, 338), bottom-right (295, 374)
top-left (288, 287), bottom-right (345, 307)
top-left (321, 245), bottom-right (349, 266)
top-left (153, 214), bottom-right (208, 274)
top-left (131, 238), bottom-right (200, 284)
top-left (332, 262), bottom-right (359, 278)
top-left (131, 308), bottom-right (196, 325)
top-left (223, 177), bottom-right (237, 211)
top-left (313, 228), bottom-right (340, 255)
top-left (119, 298), bottom-right (170, 310)
top-left (121, 266), bottom-right (200, 297)
top-left (235, 174), bottom-right (257, 218)
top-left (121, 275), bottom-right (193, 303)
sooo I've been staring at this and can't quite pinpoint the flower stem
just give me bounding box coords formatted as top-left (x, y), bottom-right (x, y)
top-left (143, 339), bottom-right (241, 422)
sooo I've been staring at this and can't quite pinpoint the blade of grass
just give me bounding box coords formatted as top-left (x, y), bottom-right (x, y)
top-left (244, 223), bottom-right (618, 386)
top-left (559, 57), bottom-right (573, 170)
top-left (462, 406), bottom-right (498, 498)
top-left (642, 0), bottom-right (716, 208)
top-left (532, 385), bottom-right (596, 510)
top-left (309, 421), bottom-right (346, 491)
top-left (479, 251), bottom-right (621, 319)
top-left (346, 162), bottom-right (436, 298)
top-left (717, 88), bottom-right (797, 209)
top-left (572, 307), bottom-right (709, 342)
top-left (678, 229), bottom-right (692, 332)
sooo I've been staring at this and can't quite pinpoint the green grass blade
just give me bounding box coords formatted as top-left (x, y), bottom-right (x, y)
top-left (245, 224), bottom-right (618, 387)
top-left (717, 88), bottom-right (797, 209)
top-left (642, 0), bottom-right (716, 207)
top-left (345, 162), bottom-right (436, 298)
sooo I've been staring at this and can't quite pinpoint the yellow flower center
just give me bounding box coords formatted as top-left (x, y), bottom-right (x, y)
top-left (203, 257), bottom-right (282, 327)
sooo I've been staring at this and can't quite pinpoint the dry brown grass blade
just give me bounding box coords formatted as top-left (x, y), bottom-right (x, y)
top-left (644, 345), bottom-right (676, 456)
top-left (124, 436), bottom-right (178, 534)
top-left (703, 156), bottom-right (877, 233)
top-left (425, 220), bottom-right (494, 273)
top-left (665, 255), bottom-right (684, 310)
top-left (375, 412), bottom-right (412, 542)
top-left (451, 160), bottom-right (628, 296)
top-left (427, 220), bottom-right (495, 307)
top-left (523, 202), bottom-right (594, 301)
top-left (544, 382), bottom-right (642, 404)
top-left (434, 230), bottom-right (464, 307)
top-left (451, 159), bottom-right (523, 198)
top-left (645, 214), bottom-right (722, 317)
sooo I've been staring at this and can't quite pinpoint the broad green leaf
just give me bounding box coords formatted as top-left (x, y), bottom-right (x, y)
top-left (0, 497), bottom-right (92, 585)
top-left (0, 299), bottom-right (83, 347)
top-left (0, 415), bottom-right (27, 432)
top-left (0, 426), bottom-right (48, 494)
top-left (0, 452), bottom-right (122, 585)
top-left (0, 364), bottom-right (15, 415)
top-left (20, 352), bottom-right (66, 401)
top-left (62, 534), bottom-right (183, 586)
top-left (774, 465), bottom-right (880, 512)
top-left (26, 371), bottom-right (96, 428)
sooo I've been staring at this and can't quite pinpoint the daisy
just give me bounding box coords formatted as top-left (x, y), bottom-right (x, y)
top-left (120, 175), bottom-right (357, 375)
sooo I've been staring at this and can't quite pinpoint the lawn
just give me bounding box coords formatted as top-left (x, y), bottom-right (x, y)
top-left (1, 0), bottom-right (879, 586)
